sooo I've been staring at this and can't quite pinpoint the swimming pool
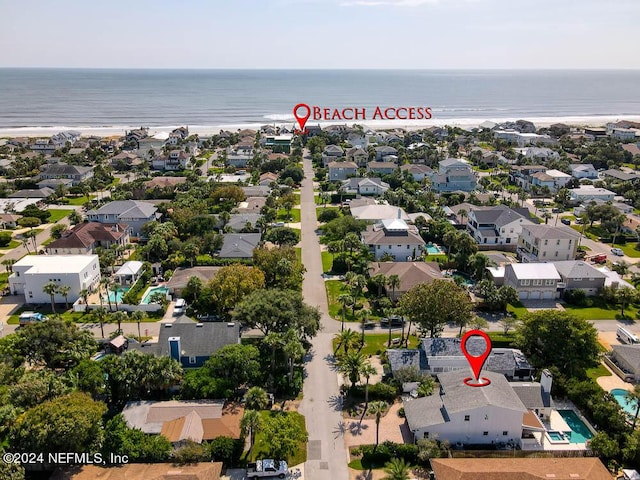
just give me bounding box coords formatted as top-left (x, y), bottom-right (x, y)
top-left (558, 409), bottom-right (594, 443)
top-left (547, 431), bottom-right (566, 442)
top-left (426, 243), bottom-right (442, 255)
top-left (611, 388), bottom-right (638, 416)
top-left (141, 286), bottom-right (168, 305)
top-left (105, 287), bottom-right (129, 304)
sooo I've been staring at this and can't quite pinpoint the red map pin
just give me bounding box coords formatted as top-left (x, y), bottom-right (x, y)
top-left (293, 103), bottom-right (311, 133)
top-left (461, 329), bottom-right (492, 387)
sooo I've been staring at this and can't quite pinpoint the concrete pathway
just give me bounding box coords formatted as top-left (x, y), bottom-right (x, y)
top-left (298, 151), bottom-right (349, 480)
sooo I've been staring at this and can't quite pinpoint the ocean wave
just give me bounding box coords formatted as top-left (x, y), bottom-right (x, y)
top-left (264, 113), bottom-right (296, 121)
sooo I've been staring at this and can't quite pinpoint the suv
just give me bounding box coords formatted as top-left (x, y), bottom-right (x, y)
top-left (173, 298), bottom-right (186, 315)
top-left (247, 459), bottom-right (288, 479)
top-left (611, 247), bottom-right (624, 257)
top-left (560, 218), bottom-right (571, 225)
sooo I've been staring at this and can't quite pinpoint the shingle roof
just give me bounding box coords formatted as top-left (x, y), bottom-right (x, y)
top-left (46, 222), bottom-right (128, 250)
top-left (510, 382), bottom-right (551, 409)
top-left (59, 462), bottom-right (223, 480)
top-left (156, 320), bottom-right (240, 358)
top-left (430, 458), bottom-right (611, 480)
top-left (218, 233), bottom-right (261, 258)
top-left (470, 205), bottom-right (531, 227)
top-left (166, 267), bottom-right (222, 292)
top-left (328, 161), bottom-right (358, 169)
top-left (369, 261), bottom-right (444, 293)
top-left (87, 200), bottom-right (157, 219)
top-left (612, 345), bottom-right (640, 373)
top-left (362, 224), bottom-right (425, 246)
top-left (521, 224), bottom-right (580, 240)
top-left (551, 261), bottom-right (607, 280)
top-left (41, 164), bottom-right (92, 176)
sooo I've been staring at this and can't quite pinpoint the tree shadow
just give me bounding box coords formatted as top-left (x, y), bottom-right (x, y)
top-left (327, 394), bottom-right (344, 411)
top-left (348, 420), bottom-right (369, 436)
top-left (324, 353), bottom-right (341, 371)
top-left (333, 420), bottom-right (346, 438)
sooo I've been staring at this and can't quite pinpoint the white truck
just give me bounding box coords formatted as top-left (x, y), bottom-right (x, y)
top-left (617, 325), bottom-right (640, 345)
top-left (247, 459), bottom-right (288, 479)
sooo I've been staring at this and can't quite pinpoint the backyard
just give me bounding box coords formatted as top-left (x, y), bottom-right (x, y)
top-left (249, 410), bottom-right (307, 466)
top-left (46, 208), bottom-right (74, 223)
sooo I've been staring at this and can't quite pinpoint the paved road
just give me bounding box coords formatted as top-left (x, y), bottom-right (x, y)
top-left (298, 152), bottom-right (348, 480)
top-left (1, 216), bottom-right (72, 262)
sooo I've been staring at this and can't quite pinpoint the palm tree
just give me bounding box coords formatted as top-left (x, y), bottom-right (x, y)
top-left (382, 458), bottom-right (412, 480)
top-left (43, 281), bottom-right (58, 313)
top-left (101, 278), bottom-right (112, 311)
top-left (338, 294), bottom-right (353, 331)
top-left (131, 310), bottom-right (147, 339)
top-left (368, 401), bottom-right (387, 449)
top-left (245, 386), bottom-right (270, 410)
top-left (58, 284), bottom-right (71, 310)
top-left (92, 306), bottom-right (109, 338)
top-left (110, 282), bottom-right (121, 311)
top-left (625, 384), bottom-right (640, 429)
top-left (360, 361), bottom-right (377, 422)
top-left (112, 310), bottom-right (128, 334)
top-left (371, 273), bottom-right (387, 298)
top-left (387, 275), bottom-right (400, 305)
top-left (617, 288), bottom-right (637, 317)
top-left (240, 410), bottom-right (262, 454)
top-left (336, 350), bottom-right (366, 393)
top-left (79, 288), bottom-right (91, 313)
top-left (334, 329), bottom-right (360, 356)
top-left (359, 308), bottom-right (371, 346)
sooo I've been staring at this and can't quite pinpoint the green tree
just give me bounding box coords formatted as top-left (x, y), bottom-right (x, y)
top-left (50, 223), bottom-right (68, 240)
top-left (173, 440), bottom-right (208, 465)
top-left (334, 329), bottom-right (360, 356)
top-left (232, 288), bottom-right (320, 339)
top-left (616, 287), bottom-right (637, 317)
top-left (58, 284), bottom-right (71, 310)
top-left (400, 280), bottom-right (473, 338)
top-left (264, 226), bottom-right (299, 246)
top-left (43, 281), bottom-right (58, 313)
top-left (103, 414), bottom-right (172, 463)
top-left (245, 386), bottom-right (270, 410)
top-left (131, 310), bottom-right (147, 339)
top-left (204, 344), bottom-right (261, 391)
top-left (91, 306), bottom-right (109, 339)
top-left (625, 384), bottom-right (640, 430)
top-left (240, 409), bottom-right (262, 454)
top-left (514, 310), bottom-right (599, 378)
top-left (261, 412), bottom-right (308, 462)
top-left (336, 350), bottom-right (366, 393)
top-left (360, 361), bottom-right (377, 418)
top-left (382, 458), bottom-right (412, 480)
top-left (10, 392), bottom-right (106, 454)
top-left (9, 369), bottom-right (70, 410)
top-left (70, 359), bottom-right (106, 398)
top-left (589, 431), bottom-right (620, 460)
top-left (209, 436), bottom-right (241, 467)
top-left (368, 401), bottom-right (387, 448)
top-left (386, 274), bottom-right (400, 304)
top-left (111, 310), bottom-right (128, 334)
top-left (338, 293), bottom-right (353, 330)
top-left (0, 448), bottom-right (25, 480)
top-left (209, 265), bottom-right (265, 318)
top-left (253, 246), bottom-right (305, 290)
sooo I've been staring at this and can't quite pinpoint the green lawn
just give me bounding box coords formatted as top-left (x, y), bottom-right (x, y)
top-left (325, 280), bottom-right (377, 322)
top-left (41, 237), bottom-right (55, 246)
top-left (46, 209), bottom-right (74, 222)
top-left (0, 239), bottom-right (21, 250)
top-left (561, 302), bottom-right (638, 321)
top-left (587, 363), bottom-right (612, 381)
top-left (425, 254), bottom-right (447, 262)
top-left (0, 272), bottom-right (9, 290)
top-left (487, 332), bottom-right (517, 348)
top-left (293, 193), bottom-right (301, 205)
top-left (7, 306), bottom-right (163, 325)
top-left (610, 243), bottom-right (640, 258)
top-left (65, 195), bottom-right (94, 205)
top-left (250, 411), bottom-right (307, 466)
top-left (321, 251), bottom-right (333, 273)
top-left (295, 247), bottom-right (302, 262)
top-left (507, 302), bottom-right (528, 319)
top-left (332, 333), bottom-right (419, 356)
top-left (276, 208), bottom-right (301, 223)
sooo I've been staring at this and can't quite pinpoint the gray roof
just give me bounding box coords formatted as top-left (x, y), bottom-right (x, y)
top-left (87, 200), bottom-right (157, 219)
top-left (324, 145), bottom-right (344, 154)
top-left (157, 319), bottom-right (240, 357)
top-left (612, 345), bottom-right (640, 372)
top-left (42, 164), bottom-right (92, 176)
top-left (440, 158), bottom-right (469, 168)
top-left (226, 213), bottom-right (262, 231)
top-left (521, 224), bottom-right (580, 240)
top-left (166, 267), bottom-right (222, 292)
top-left (403, 393), bottom-right (448, 430)
top-left (218, 233), bottom-right (261, 258)
top-left (470, 205), bottom-right (530, 227)
top-left (9, 188), bottom-right (54, 198)
top-left (342, 177), bottom-right (388, 189)
top-left (241, 186), bottom-right (270, 197)
top-left (603, 169), bottom-right (640, 181)
top-left (387, 349), bottom-right (424, 372)
top-left (552, 261), bottom-right (607, 280)
top-left (510, 382), bottom-right (551, 409)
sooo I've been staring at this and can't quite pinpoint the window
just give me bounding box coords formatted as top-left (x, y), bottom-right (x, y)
top-left (189, 356), bottom-right (197, 364)
top-left (464, 415), bottom-right (470, 422)
top-left (555, 251), bottom-right (558, 257)
top-left (503, 431), bottom-right (509, 436)
top-left (483, 431), bottom-right (489, 436)
top-left (533, 279), bottom-right (543, 286)
top-left (510, 228), bottom-right (514, 233)
top-left (506, 238), bottom-right (511, 244)
top-left (521, 279), bottom-right (530, 286)
top-left (376, 245), bottom-right (380, 250)
top-left (556, 239), bottom-right (561, 245)
top-left (544, 239), bottom-right (548, 246)
top-left (423, 432), bottom-right (430, 439)
top-left (545, 279), bottom-right (555, 286)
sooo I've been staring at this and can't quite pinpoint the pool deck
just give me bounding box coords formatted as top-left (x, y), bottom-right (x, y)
top-left (522, 402), bottom-right (595, 451)
top-left (597, 361), bottom-right (632, 392)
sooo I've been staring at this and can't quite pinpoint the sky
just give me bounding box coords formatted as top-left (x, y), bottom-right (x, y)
top-left (1, 0), bottom-right (639, 69)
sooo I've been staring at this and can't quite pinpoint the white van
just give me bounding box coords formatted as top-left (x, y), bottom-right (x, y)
top-left (174, 298), bottom-right (186, 316)
top-left (617, 325), bottom-right (639, 345)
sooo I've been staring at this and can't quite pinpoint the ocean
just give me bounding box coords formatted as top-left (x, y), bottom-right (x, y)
top-left (1, 69), bottom-right (640, 135)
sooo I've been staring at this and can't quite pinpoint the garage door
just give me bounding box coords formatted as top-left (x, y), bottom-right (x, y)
top-left (542, 291), bottom-right (554, 299)
top-left (519, 291), bottom-right (529, 300)
top-left (528, 291), bottom-right (541, 300)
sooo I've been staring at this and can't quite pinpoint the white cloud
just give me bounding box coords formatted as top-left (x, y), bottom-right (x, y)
top-left (340, 0), bottom-right (438, 5)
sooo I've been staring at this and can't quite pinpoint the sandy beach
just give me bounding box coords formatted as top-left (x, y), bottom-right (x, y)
top-left (2, 114), bottom-right (640, 138)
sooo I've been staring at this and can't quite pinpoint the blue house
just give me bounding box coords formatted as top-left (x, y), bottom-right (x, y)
top-left (147, 316), bottom-right (241, 368)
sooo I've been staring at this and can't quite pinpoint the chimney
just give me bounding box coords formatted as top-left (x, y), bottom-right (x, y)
top-left (168, 336), bottom-right (181, 362)
top-left (397, 208), bottom-right (401, 219)
top-left (540, 369), bottom-right (553, 393)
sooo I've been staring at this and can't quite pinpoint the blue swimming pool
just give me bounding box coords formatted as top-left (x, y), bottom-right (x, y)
top-left (104, 287), bottom-right (129, 304)
top-left (558, 410), bottom-right (593, 443)
top-left (611, 388), bottom-right (638, 416)
top-left (141, 286), bottom-right (168, 304)
top-left (548, 431), bottom-right (565, 441)
top-left (426, 243), bottom-right (442, 255)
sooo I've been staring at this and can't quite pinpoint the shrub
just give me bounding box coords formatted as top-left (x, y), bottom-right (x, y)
top-left (564, 289), bottom-right (587, 306)
top-left (397, 407), bottom-right (405, 418)
top-left (318, 209), bottom-right (340, 223)
top-left (352, 382), bottom-right (398, 402)
top-left (209, 436), bottom-right (243, 467)
top-left (358, 441), bottom-right (420, 468)
top-left (0, 231), bottom-right (12, 247)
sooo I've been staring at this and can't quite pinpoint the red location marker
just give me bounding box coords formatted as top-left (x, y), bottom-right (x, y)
top-left (461, 329), bottom-right (492, 387)
top-left (293, 103), bottom-right (311, 133)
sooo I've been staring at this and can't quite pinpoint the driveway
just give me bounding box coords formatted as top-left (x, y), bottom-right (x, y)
top-left (298, 151), bottom-right (349, 480)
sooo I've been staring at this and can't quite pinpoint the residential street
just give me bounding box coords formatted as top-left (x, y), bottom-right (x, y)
top-left (298, 152), bottom-right (349, 480)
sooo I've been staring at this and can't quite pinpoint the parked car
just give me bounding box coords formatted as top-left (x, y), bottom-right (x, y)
top-left (560, 218), bottom-right (571, 225)
top-left (19, 311), bottom-right (48, 326)
top-left (591, 253), bottom-right (607, 264)
top-left (247, 459), bottom-right (288, 479)
top-left (380, 316), bottom-right (406, 327)
top-left (551, 207), bottom-right (563, 213)
top-left (611, 247), bottom-right (624, 256)
top-left (173, 298), bottom-right (186, 315)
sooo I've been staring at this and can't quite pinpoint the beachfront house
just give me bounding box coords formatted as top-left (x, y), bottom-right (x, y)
top-left (86, 200), bottom-right (160, 237)
top-left (431, 159), bottom-right (477, 192)
top-left (517, 224), bottom-right (580, 262)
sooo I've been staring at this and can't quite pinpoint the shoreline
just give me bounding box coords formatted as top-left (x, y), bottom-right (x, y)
top-left (1, 114), bottom-right (640, 138)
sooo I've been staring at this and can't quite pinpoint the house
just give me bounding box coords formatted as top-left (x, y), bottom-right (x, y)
top-left (494, 130), bottom-right (556, 146)
top-left (45, 222), bottom-right (129, 255)
top-left (515, 146), bottom-right (560, 160)
top-left (530, 169), bottom-right (571, 192)
top-left (218, 233), bottom-right (261, 258)
top-left (165, 126), bottom-right (189, 145)
top-left (125, 127), bottom-right (149, 148)
top-left (57, 462), bottom-right (223, 480)
top-left (166, 266), bottom-right (222, 297)
top-left (321, 145), bottom-right (344, 166)
top-left (403, 370), bottom-right (528, 446)
top-left (225, 146), bottom-right (252, 168)
top-left (430, 458), bottom-right (611, 480)
top-left (135, 318), bottom-right (241, 368)
top-left (569, 186), bottom-right (615, 202)
top-left (602, 169), bottom-right (640, 183)
top-left (341, 177), bottom-right (390, 196)
top-left (517, 224), bottom-right (580, 263)
top-left (387, 337), bottom-right (532, 380)
top-left (36, 178), bottom-right (74, 190)
top-left (258, 172), bottom-right (279, 186)
top-left (263, 134), bottom-right (292, 153)
top-left (110, 151), bottom-right (143, 168)
top-left (503, 263), bottom-right (561, 300)
top-left (467, 205), bottom-right (535, 246)
top-left (143, 176), bottom-right (188, 189)
top-left (374, 145), bottom-right (397, 160)
top-left (552, 260), bottom-right (607, 296)
top-left (241, 186), bottom-right (270, 197)
top-left (367, 161), bottom-right (397, 175)
top-left (610, 345), bottom-right (640, 382)
top-left (0, 213), bottom-right (21, 229)
top-left (327, 161), bottom-right (358, 181)
top-left (361, 218), bottom-right (425, 261)
top-left (122, 398), bottom-right (241, 443)
top-left (236, 196), bottom-right (266, 213)
top-left (368, 261), bottom-right (445, 301)
top-left (115, 261), bottom-right (145, 287)
top-left (9, 255), bottom-right (101, 304)
top-left (431, 159), bottom-right (477, 192)
top-left (346, 133), bottom-right (368, 149)
top-left (151, 149), bottom-right (190, 171)
top-left (346, 146), bottom-right (368, 166)
top-left (596, 265), bottom-right (636, 290)
top-left (86, 200), bottom-right (160, 237)
top-left (223, 213), bottom-right (262, 232)
top-left (509, 165), bottom-right (547, 189)
top-left (350, 203), bottom-right (409, 222)
top-left (8, 188), bottom-right (54, 199)
top-left (400, 164), bottom-right (433, 182)
top-left (38, 164), bottom-right (94, 185)
top-left (510, 370), bottom-right (554, 420)
top-left (570, 163), bottom-right (599, 180)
